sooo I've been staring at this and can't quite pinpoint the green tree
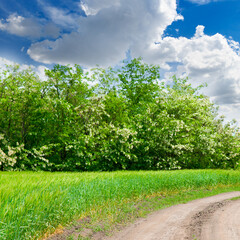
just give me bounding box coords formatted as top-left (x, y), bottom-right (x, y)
top-left (0, 59), bottom-right (239, 171)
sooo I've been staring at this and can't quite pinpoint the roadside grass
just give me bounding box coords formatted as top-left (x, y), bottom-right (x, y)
top-left (0, 170), bottom-right (240, 240)
top-left (230, 196), bottom-right (240, 201)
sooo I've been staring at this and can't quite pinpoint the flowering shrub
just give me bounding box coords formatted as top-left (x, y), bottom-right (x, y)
top-left (0, 59), bottom-right (239, 171)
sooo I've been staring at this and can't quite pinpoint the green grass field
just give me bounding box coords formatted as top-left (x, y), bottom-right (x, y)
top-left (1, 170), bottom-right (240, 240)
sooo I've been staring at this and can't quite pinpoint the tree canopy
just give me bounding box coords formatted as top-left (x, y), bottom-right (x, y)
top-left (0, 58), bottom-right (239, 171)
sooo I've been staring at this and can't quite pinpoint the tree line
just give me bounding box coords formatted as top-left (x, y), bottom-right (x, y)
top-left (0, 58), bottom-right (239, 171)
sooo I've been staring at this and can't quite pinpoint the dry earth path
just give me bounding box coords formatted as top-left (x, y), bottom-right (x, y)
top-left (107, 192), bottom-right (240, 240)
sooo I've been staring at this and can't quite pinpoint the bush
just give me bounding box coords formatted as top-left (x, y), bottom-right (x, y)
top-left (0, 59), bottom-right (239, 171)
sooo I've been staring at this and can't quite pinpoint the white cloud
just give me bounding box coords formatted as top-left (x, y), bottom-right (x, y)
top-left (217, 104), bottom-right (240, 124)
top-left (186, 0), bottom-right (222, 4)
top-left (42, 6), bottom-right (79, 29)
top-left (35, 65), bottom-right (48, 81)
top-left (0, 13), bottom-right (60, 39)
top-left (147, 26), bottom-right (240, 122)
top-left (79, 0), bottom-right (121, 15)
top-left (80, 3), bottom-right (99, 16)
top-left (23, 1), bottom-right (240, 123)
top-left (0, 57), bottom-right (15, 68)
top-left (0, 57), bottom-right (47, 81)
top-left (27, 0), bottom-right (183, 67)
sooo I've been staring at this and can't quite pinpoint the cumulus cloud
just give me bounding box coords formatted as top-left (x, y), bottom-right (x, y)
top-left (0, 57), bottom-right (15, 68)
top-left (35, 65), bottom-right (48, 81)
top-left (0, 58), bottom-right (31, 74)
top-left (0, 57), bottom-right (47, 81)
top-left (42, 6), bottom-right (79, 29)
top-left (27, 0), bottom-right (183, 67)
top-left (217, 104), bottom-right (240, 123)
top-left (18, 0), bottom-right (240, 122)
top-left (0, 13), bottom-right (60, 39)
top-left (150, 26), bottom-right (240, 121)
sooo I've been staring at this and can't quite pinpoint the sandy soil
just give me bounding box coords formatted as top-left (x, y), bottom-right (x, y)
top-left (107, 192), bottom-right (240, 240)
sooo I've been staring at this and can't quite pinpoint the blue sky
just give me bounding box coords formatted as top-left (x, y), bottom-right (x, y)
top-left (0, 0), bottom-right (240, 123)
top-left (167, 0), bottom-right (240, 40)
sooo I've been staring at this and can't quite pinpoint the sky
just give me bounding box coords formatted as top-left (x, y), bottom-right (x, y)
top-left (0, 0), bottom-right (240, 123)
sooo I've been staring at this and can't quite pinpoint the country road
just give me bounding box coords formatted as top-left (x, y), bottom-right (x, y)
top-left (107, 192), bottom-right (240, 240)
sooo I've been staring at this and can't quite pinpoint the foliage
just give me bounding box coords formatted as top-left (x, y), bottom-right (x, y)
top-left (0, 59), bottom-right (239, 171)
top-left (0, 134), bottom-right (49, 170)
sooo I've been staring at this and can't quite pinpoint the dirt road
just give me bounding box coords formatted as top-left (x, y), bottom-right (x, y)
top-left (107, 192), bottom-right (240, 240)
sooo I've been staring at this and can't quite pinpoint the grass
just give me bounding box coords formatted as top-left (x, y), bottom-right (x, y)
top-left (230, 196), bottom-right (240, 200)
top-left (0, 170), bottom-right (240, 239)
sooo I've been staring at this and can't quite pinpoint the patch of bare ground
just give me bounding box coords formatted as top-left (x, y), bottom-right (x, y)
top-left (185, 200), bottom-right (229, 240)
top-left (46, 217), bottom-right (93, 240)
top-left (107, 192), bottom-right (240, 240)
top-left (46, 192), bottom-right (240, 240)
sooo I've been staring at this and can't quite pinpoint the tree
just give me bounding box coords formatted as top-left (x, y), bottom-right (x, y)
top-left (0, 59), bottom-right (239, 171)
